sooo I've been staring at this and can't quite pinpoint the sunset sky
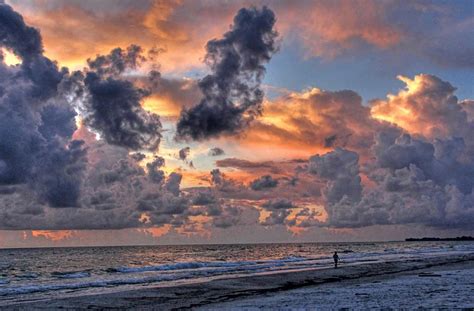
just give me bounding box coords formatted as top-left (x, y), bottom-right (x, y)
top-left (0, 0), bottom-right (473, 248)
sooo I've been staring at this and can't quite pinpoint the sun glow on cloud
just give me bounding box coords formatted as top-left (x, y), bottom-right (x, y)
top-left (1, 48), bottom-right (21, 66)
top-left (30, 230), bottom-right (76, 241)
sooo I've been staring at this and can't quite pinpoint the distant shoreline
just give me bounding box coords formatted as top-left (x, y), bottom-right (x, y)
top-left (405, 236), bottom-right (474, 241)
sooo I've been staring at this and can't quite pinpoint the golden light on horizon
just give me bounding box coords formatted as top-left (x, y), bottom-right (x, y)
top-left (30, 230), bottom-right (76, 241)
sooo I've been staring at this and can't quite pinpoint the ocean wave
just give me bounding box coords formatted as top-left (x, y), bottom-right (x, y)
top-left (0, 260), bottom-right (309, 297)
top-left (51, 271), bottom-right (91, 279)
top-left (14, 273), bottom-right (38, 279)
top-left (107, 256), bottom-right (309, 274)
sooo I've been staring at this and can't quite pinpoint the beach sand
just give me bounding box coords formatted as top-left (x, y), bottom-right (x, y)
top-left (5, 253), bottom-right (474, 310)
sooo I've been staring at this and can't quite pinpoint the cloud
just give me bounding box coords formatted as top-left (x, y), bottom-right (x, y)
top-left (0, 2), bottom-right (89, 209)
top-left (262, 198), bottom-right (294, 210)
top-left (178, 146), bottom-right (190, 161)
top-left (308, 132), bottom-right (474, 229)
top-left (278, 0), bottom-right (402, 58)
top-left (9, 0), bottom-right (472, 73)
top-left (216, 158), bottom-right (280, 173)
top-left (371, 74), bottom-right (471, 140)
top-left (142, 73), bottom-right (201, 118)
top-left (249, 175), bottom-right (279, 191)
top-left (65, 46), bottom-right (163, 151)
top-left (259, 198), bottom-right (296, 226)
top-left (241, 87), bottom-right (389, 158)
top-left (1, 1), bottom-right (473, 237)
top-left (176, 6), bottom-right (278, 140)
top-left (146, 156), bottom-right (165, 184)
top-left (209, 147), bottom-right (225, 156)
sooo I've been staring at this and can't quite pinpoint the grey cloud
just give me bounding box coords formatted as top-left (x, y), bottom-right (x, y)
top-left (165, 172), bottom-right (182, 196)
top-left (131, 152), bottom-right (146, 162)
top-left (192, 192), bottom-right (217, 206)
top-left (309, 131), bottom-right (474, 229)
top-left (209, 147), bottom-right (225, 156)
top-left (82, 71), bottom-right (162, 151)
top-left (176, 6), bottom-right (278, 140)
top-left (212, 206), bottom-right (242, 228)
top-left (63, 45), bottom-right (162, 151)
top-left (309, 148), bottom-right (362, 206)
top-left (262, 199), bottom-right (294, 210)
top-left (178, 146), bottom-right (190, 161)
top-left (146, 156), bottom-right (165, 184)
top-left (87, 45), bottom-right (145, 77)
top-left (0, 3), bottom-right (87, 209)
top-left (250, 175), bottom-right (278, 191)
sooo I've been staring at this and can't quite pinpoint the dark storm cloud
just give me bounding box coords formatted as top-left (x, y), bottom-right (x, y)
top-left (0, 3), bottom-right (87, 209)
top-left (250, 175), bottom-right (278, 191)
top-left (0, 3), bottom-right (41, 59)
top-left (39, 104), bottom-right (76, 140)
top-left (176, 6), bottom-right (278, 140)
top-left (32, 140), bottom-right (88, 208)
top-left (209, 147), bottom-right (225, 156)
top-left (64, 45), bottom-right (162, 151)
top-left (82, 72), bottom-right (161, 151)
top-left (87, 45), bottom-right (146, 77)
top-left (146, 156), bottom-right (165, 184)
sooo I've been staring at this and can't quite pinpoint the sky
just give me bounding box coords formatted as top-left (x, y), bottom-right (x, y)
top-left (0, 0), bottom-right (473, 248)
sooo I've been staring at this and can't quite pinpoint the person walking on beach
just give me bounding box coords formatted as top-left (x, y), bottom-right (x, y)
top-left (333, 251), bottom-right (339, 269)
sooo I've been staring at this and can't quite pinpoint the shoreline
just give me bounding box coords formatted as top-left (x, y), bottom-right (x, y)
top-left (5, 253), bottom-right (474, 310)
top-left (204, 259), bottom-right (474, 310)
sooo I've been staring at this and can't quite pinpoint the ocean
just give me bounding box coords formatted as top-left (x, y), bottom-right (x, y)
top-left (0, 241), bottom-right (473, 305)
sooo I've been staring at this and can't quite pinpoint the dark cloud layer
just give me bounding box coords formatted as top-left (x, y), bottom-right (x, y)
top-left (176, 6), bottom-right (278, 140)
top-left (67, 46), bottom-right (163, 151)
top-left (0, 3), bottom-right (87, 209)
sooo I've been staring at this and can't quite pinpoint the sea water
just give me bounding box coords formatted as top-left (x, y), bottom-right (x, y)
top-left (0, 241), bottom-right (473, 305)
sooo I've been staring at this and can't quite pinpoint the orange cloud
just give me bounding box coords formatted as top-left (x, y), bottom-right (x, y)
top-left (7, 0), bottom-right (235, 72)
top-left (7, 0), bottom-right (405, 72)
top-left (371, 74), bottom-right (464, 139)
top-left (31, 230), bottom-right (76, 241)
top-left (237, 87), bottom-right (383, 160)
top-left (140, 225), bottom-right (171, 238)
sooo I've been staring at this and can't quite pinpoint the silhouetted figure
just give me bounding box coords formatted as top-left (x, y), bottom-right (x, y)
top-left (333, 251), bottom-right (339, 268)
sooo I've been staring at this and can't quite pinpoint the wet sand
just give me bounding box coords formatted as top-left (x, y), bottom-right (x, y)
top-left (5, 253), bottom-right (474, 310)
